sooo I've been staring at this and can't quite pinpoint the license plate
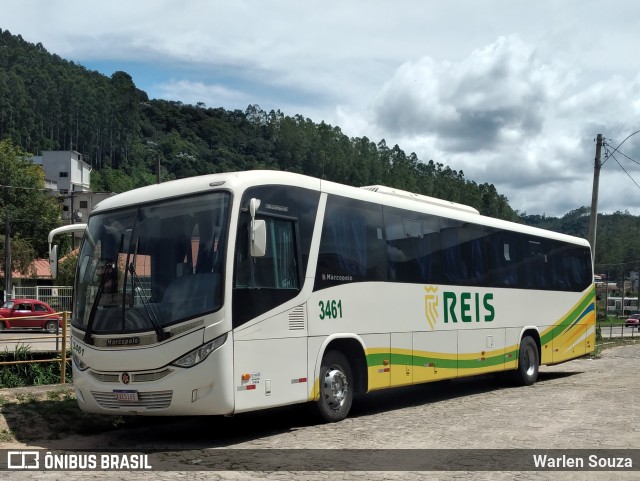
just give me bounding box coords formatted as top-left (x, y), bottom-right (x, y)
top-left (113, 390), bottom-right (139, 402)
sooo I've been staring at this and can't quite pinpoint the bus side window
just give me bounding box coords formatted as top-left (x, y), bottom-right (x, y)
top-left (316, 196), bottom-right (386, 288)
top-left (383, 207), bottom-right (443, 285)
top-left (254, 218), bottom-right (299, 289)
top-left (326, 214), bottom-right (368, 277)
top-left (441, 227), bottom-right (468, 284)
top-left (563, 246), bottom-right (591, 291)
top-left (465, 231), bottom-right (488, 285)
top-left (487, 231), bottom-right (519, 287)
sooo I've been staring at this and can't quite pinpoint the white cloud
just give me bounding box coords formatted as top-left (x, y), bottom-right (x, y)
top-left (4, 0), bottom-right (640, 216)
top-left (372, 36), bottom-right (562, 150)
top-left (334, 34), bottom-right (640, 216)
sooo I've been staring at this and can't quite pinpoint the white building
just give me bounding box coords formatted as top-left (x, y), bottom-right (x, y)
top-left (36, 151), bottom-right (112, 246)
top-left (37, 150), bottom-right (93, 221)
top-left (42, 150), bottom-right (91, 194)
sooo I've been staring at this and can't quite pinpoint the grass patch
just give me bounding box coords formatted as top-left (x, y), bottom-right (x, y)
top-left (597, 315), bottom-right (626, 326)
top-left (0, 429), bottom-right (14, 442)
top-left (0, 345), bottom-right (72, 388)
top-left (46, 388), bottom-right (74, 402)
top-left (592, 336), bottom-right (640, 358)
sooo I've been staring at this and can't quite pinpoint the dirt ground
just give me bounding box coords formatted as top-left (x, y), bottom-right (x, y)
top-left (1, 341), bottom-right (639, 480)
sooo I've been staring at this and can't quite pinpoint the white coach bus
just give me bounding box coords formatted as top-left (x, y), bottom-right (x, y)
top-left (51, 170), bottom-right (595, 422)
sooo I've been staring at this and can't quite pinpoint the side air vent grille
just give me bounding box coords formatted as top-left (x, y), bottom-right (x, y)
top-left (289, 305), bottom-right (306, 331)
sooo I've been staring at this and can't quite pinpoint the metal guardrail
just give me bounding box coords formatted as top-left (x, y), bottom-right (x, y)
top-left (0, 311), bottom-right (70, 384)
top-left (597, 323), bottom-right (639, 339)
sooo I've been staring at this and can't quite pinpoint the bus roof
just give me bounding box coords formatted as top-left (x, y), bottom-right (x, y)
top-left (91, 170), bottom-right (590, 248)
top-left (360, 185), bottom-right (480, 215)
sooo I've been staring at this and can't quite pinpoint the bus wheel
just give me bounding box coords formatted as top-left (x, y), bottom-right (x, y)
top-left (316, 350), bottom-right (353, 423)
top-left (512, 336), bottom-right (539, 386)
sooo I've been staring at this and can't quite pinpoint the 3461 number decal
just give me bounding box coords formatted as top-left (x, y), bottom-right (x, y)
top-left (319, 300), bottom-right (343, 320)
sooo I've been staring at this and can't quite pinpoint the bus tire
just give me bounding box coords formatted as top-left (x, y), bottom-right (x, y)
top-left (512, 336), bottom-right (539, 386)
top-left (316, 350), bottom-right (353, 423)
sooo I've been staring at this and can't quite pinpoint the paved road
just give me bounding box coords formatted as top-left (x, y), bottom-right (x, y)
top-left (2, 343), bottom-right (639, 480)
top-left (0, 330), bottom-right (68, 353)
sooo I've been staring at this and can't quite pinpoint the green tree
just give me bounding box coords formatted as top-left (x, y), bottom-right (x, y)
top-left (0, 235), bottom-right (37, 279)
top-left (0, 139), bottom-right (61, 259)
top-left (56, 250), bottom-right (77, 286)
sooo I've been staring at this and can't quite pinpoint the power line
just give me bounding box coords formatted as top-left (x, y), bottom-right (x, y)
top-left (602, 142), bottom-right (640, 189)
top-left (606, 143), bottom-right (640, 165)
top-left (0, 183), bottom-right (68, 193)
top-left (610, 153), bottom-right (640, 190)
top-left (602, 129), bottom-right (640, 166)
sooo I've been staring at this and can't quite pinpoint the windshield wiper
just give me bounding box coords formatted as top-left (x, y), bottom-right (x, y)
top-left (84, 260), bottom-right (114, 345)
top-left (128, 257), bottom-right (169, 342)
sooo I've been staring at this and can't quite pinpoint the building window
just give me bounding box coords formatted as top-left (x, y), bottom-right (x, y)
top-left (59, 172), bottom-right (68, 178)
top-left (79, 201), bottom-right (88, 208)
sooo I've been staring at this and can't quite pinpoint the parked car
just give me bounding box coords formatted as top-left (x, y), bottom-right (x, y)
top-left (0, 299), bottom-right (61, 332)
top-left (624, 313), bottom-right (640, 328)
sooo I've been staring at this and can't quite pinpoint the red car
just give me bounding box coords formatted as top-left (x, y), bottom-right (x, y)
top-left (624, 314), bottom-right (640, 328)
top-left (0, 299), bottom-right (61, 332)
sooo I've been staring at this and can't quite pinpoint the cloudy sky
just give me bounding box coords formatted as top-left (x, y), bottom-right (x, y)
top-left (4, 0), bottom-right (640, 216)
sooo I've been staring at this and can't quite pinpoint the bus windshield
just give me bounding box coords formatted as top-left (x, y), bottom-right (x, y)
top-left (72, 192), bottom-right (230, 339)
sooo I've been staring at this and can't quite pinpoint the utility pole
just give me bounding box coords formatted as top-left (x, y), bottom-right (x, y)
top-left (4, 214), bottom-right (11, 303)
top-left (157, 155), bottom-right (161, 184)
top-left (588, 133), bottom-right (603, 264)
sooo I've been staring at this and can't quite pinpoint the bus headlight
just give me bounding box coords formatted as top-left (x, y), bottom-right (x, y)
top-left (171, 333), bottom-right (228, 368)
top-left (73, 353), bottom-right (89, 371)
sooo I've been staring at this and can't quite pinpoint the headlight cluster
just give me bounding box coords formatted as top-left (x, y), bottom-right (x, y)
top-left (171, 333), bottom-right (228, 368)
top-left (73, 353), bottom-right (89, 371)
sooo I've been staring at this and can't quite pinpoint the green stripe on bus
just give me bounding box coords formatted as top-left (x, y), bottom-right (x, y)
top-left (540, 289), bottom-right (595, 345)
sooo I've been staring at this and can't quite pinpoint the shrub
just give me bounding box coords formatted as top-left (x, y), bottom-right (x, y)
top-left (0, 345), bottom-right (72, 388)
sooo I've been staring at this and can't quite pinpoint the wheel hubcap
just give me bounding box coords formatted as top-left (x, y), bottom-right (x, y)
top-left (523, 345), bottom-right (536, 377)
top-left (323, 367), bottom-right (348, 411)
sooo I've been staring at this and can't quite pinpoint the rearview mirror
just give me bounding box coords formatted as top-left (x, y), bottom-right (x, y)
top-left (249, 198), bottom-right (266, 257)
top-left (250, 219), bottom-right (267, 257)
top-left (47, 223), bottom-right (88, 280)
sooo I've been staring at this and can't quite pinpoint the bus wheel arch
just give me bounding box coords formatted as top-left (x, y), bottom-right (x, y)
top-left (314, 337), bottom-right (367, 422)
top-left (513, 330), bottom-right (541, 386)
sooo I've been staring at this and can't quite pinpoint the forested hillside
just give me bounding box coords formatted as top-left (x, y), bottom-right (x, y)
top-left (0, 28), bottom-right (516, 220)
top-left (2, 28), bottom-right (639, 275)
top-left (523, 207), bottom-right (640, 277)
